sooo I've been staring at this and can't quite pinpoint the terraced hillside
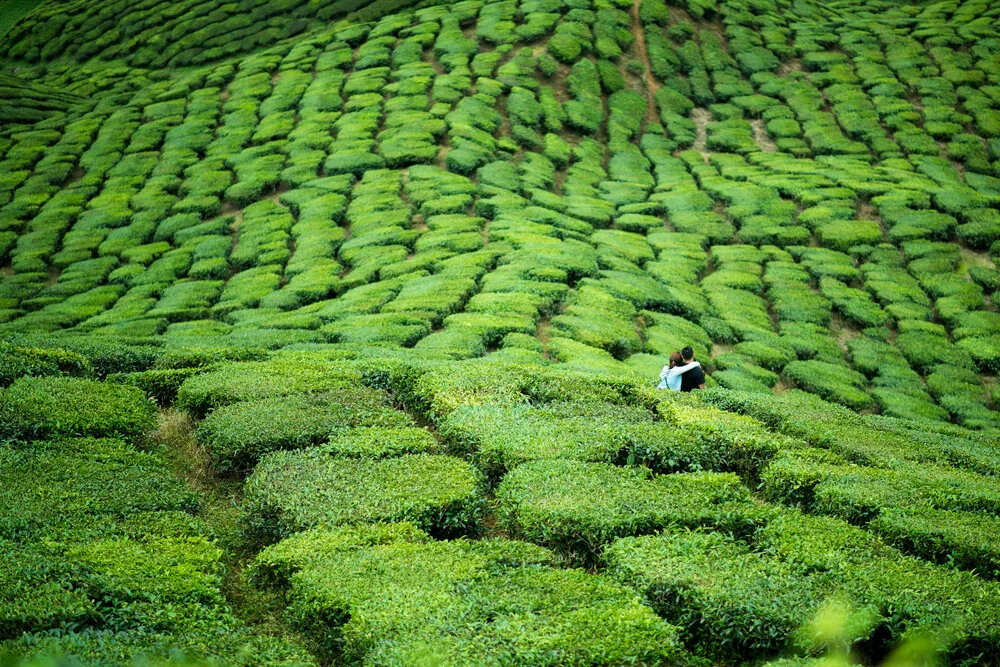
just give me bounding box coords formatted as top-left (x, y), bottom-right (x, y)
top-left (2, 0), bottom-right (1000, 665)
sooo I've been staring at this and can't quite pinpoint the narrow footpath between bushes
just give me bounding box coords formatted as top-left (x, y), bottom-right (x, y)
top-left (154, 407), bottom-right (309, 650)
top-left (629, 0), bottom-right (661, 124)
top-left (153, 388), bottom-right (508, 663)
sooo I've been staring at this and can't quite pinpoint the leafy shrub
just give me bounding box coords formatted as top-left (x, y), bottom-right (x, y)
top-left (176, 359), bottom-right (364, 417)
top-left (0, 437), bottom-right (198, 541)
top-left (634, 401), bottom-right (787, 481)
top-left (0, 341), bottom-right (92, 386)
top-left (896, 331), bottom-right (974, 373)
top-left (819, 278), bottom-right (889, 328)
top-left (955, 335), bottom-right (1000, 374)
top-left (733, 340), bottom-right (794, 372)
top-left (752, 510), bottom-right (1000, 662)
top-left (497, 459), bottom-right (765, 563)
top-left (782, 360), bottom-right (872, 410)
top-left (0, 539), bottom-right (99, 639)
top-left (605, 529), bottom-right (830, 660)
top-left (441, 400), bottom-right (649, 479)
top-left (762, 451), bottom-right (1000, 524)
top-left (252, 522), bottom-right (690, 665)
top-left (441, 311), bottom-right (536, 346)
top-left (1, 377), bottom-right (157, 442)
top-left (197, 389), bottom-right (412, 473)
top-left (816, 219), bottom-right (882, 251)
top-left (547, 20), bottom-right (591, 64)
top-left (323, 313), bottom-right (432, 346)
top-left (871, 507), bottom-right (1000, 579)
top-left (0, 337), bottom-right (160, 377)
top-left (243, 452), bottom-right (484, 545)
top-left (320, 426), bottom-right (438, 459)
top-left (106, 367), bottom-right (202, 405)
top-left (551, 288), bottom-right (642, 360)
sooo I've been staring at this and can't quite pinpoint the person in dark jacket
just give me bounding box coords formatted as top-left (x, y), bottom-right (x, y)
top-left (678, 346), bottom-right (706, 392)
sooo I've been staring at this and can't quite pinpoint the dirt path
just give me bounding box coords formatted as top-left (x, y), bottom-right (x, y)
top-left (857, 201), bottom-right (887, 242)
top-left (751, 119), bottom-right (778, 152)
top-left (777, 58), bottom-right (803, 76)
top-left (691, 108), bottom-right (712, 160)
top-left (630, 0), bottom-right (661, 123)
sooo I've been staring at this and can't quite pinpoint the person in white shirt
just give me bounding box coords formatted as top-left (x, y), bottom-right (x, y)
top-left (657, 350), bottom-right (701, 391)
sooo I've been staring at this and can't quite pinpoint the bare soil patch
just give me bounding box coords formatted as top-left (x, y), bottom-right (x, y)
top-left (629, 0), bottom-right (661, 123)
top-left (691, 108), bottom-right (712, 161)
top-left (751, 119), bottom-right (778, 152)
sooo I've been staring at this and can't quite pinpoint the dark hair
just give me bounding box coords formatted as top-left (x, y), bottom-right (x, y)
top-left (681, 346), bottom-right (694, 361)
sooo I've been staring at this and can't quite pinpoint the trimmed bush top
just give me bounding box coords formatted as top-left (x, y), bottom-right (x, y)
top-left (442, 400), bottom-right (651, 478)
top-left (0, 376), bottom-right (156, 442)
top-left (197, 388), bottom-right (413, 473)
top-left (0, 437), bottom-right (198, 541)
top-left (252, 522), bottom-right (692, 665)
top-left (497, 458), bottom-right (765, 562)
top-left (176, 359), bottom-right (365, 416)
top-left (243, 452), bottom-right (484, 544)
top-left (5, 0), bottom-right (1000, 660)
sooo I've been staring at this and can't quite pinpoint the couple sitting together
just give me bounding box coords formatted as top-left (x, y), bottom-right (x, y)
top-left (657, 346), bottom-right (706, 392)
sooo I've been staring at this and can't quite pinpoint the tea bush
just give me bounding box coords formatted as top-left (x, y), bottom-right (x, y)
top-left (761, 450), bottom-right (1000, 524)
top-left (606, 529), bottom-right (830, 660)
top-left (782, 360), bottom-right (873, 411)
top-left (441, 400), bottom-right (649, 479)
top-left (0, 340), bottom-right (92, 386)
top-left (497, 459), bottom-right (767, 562)
top-left (4, 0), bottom-right (1000, 658)
top-left (197, 388), bottom-right (412, 473)
top-left (870, 507), bottom-right (1000, 580)
top-left (0, 376), bottom-right (157, 442)
top-left (321, 426), bottom-right (438, 459)
top-left (252, 522), bottom-right (692, 665)
top-left (0, 437), bottom-right (198, 541)
top-left (0, 433), bottom-right (313, 663)
top-left (243, 452), bottom-right (484, 545)
top-left (176, 359), bottom-right (365, 416)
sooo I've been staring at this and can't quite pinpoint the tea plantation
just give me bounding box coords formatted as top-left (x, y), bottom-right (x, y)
top-left (2, 0), bottom-right (1000, 664)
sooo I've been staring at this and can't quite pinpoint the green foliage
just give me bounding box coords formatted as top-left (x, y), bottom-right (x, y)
top-left (762, 450), bottom-right (1000, 524)
top-left (0, 436), bottom-right (197, 541)
top-left (552, 286), bottom-right (642, 359)
top-left (606, 529), bottom-right (830, 660)
top-left (321, 426), bottom-right (438, 459)
top-left (0, 340), bottom-right (92, 386)
top-left (4, 3), bottom-right (1000, 659)
top-left (197, 388), bottom-right (412, 473)
top-left (820, 278), bottom-right (889, 328)
top-left (0, 377), bottom-right (157, 442)
top-left (498, 458), bottom-right (765, 562)
top-left (0, 432), bottom-right (314, 663)
top-left (871, 507), bottom-right (1000, 579)
top-left (441, 400), bottom-right (648, 479)
top-left (176, 359), bottom-right (364, 417)
top-left (783, 360), bottom-right (873, 411)
top-left (252, 522), bottom-right (689, 665)
top-left (637, 399), bottom-right (788, 480)
top-left (106, 367), bottom-right (202, 405)
top-left (243, 452), bottom-right (484, 545)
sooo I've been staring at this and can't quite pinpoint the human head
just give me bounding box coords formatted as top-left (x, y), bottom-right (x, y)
top-left (668, 351), bottom-right (683, 367)
top-left (681, 346), bottom-right (694, 361)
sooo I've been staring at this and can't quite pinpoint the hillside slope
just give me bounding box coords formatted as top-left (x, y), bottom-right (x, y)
top-left (3, 1), bottom-right (1000, 665)
top-left (3, 0), bottom-right (1000, 426)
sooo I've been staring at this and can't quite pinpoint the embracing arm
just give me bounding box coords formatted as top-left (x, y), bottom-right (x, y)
top-left (665, 360), bottom-right (700, 379)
